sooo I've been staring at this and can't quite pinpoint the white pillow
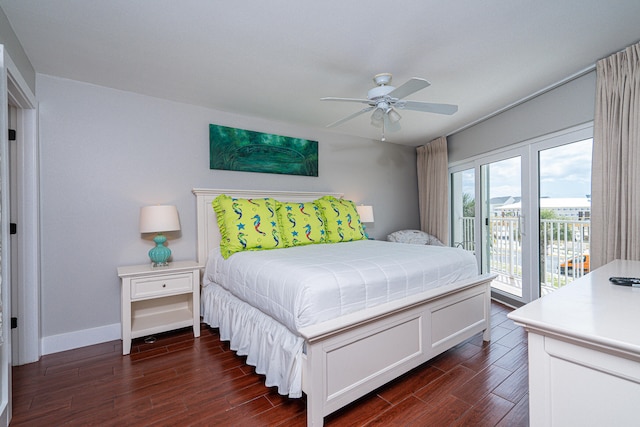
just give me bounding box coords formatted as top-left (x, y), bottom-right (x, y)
top-left (387, 229), bottom-right (444, 246)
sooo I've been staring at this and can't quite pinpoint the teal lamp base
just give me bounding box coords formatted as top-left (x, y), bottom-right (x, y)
top-left (149, 233), bottom-right (171, 267)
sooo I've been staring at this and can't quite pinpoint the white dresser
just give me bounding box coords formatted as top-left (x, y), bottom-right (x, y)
top-left (508, 259), bottom-right (640, 426)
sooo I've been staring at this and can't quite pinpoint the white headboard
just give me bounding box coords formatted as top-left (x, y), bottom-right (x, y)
top-left (192, 188), bottom-right (344, 265)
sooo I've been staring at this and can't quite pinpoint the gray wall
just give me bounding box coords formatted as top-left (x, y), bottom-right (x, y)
top-left (0, 6), bottom-right (35, 93)
top-left (37, 74), bottom-right (419, 344)
top-left (448, 71), bottom-right (596, 162)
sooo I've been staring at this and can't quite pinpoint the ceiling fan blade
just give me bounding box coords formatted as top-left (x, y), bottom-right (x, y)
top-left (321, 97), bottom-right (372, 104)
top-left (400, 100), bottom-right (458, 115)
top-left (326, 106), bottom-right (374, 128)
top-left (387, 78), bottom-right (431, 100)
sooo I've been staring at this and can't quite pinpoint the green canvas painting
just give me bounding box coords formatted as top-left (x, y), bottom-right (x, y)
top-left (209, 124), bottom-right (318, 177)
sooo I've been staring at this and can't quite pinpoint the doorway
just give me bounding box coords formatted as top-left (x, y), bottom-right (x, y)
top-left (6, 74), bottom-right (39, 366)
top-left (1, 49), bottom-right (39, 426)
top-left (450, 123), bottom-right (593, 305)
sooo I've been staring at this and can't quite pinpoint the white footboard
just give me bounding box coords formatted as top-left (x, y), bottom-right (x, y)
top-left (299, 274), bottom-right (494, 427)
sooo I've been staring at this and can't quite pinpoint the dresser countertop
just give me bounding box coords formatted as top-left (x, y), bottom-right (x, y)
top-left (508, 259), bottom-right (640, 356)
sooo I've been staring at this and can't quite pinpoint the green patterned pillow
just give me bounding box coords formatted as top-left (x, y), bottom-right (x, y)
top-left (212, 195), bottom-right (282, 258)
top-left (277, 201), bottom-right (326, 247)
top-left (314, 196), bottom-right (366, 243)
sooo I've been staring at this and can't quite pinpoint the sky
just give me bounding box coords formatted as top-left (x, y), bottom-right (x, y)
top-left (460, 138), bottom-right (592, 199)
top-left (539, 139), bottom-right (592, 198)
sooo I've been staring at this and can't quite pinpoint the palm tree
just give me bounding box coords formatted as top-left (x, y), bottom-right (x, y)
top-left (463, 193), bottom-right (475, 217)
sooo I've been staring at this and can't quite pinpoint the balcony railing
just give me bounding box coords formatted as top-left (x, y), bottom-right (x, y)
top-left (456, 217), bottom-right (591, 295)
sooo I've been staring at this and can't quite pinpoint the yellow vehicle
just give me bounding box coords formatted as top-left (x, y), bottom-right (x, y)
top-left (560, 254), bottom-right (590, 275)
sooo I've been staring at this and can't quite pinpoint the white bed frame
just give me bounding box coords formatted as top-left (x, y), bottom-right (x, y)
top-left (193, 188), bottom-right (495, 426)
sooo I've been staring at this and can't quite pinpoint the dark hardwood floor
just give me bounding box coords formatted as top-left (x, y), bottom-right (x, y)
top-left (10, 301), bottom-right (528, 426)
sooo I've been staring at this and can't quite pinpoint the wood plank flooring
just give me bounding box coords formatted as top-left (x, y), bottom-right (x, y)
top-left (10, 301), bottom-right (528, 426)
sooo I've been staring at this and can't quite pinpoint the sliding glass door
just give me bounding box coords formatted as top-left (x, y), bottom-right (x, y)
top-left (451, 146), bottom-right (530, 303)
top-left (450, 124), bottom-right (593, 305)
top-left (451, 168), bottom-right (475, 252)
top-left (536, 137), bottom-right (592, 295)
top-left (481, 155), bottom-right (525, 299)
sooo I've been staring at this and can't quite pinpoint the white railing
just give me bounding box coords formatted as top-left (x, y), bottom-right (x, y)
top-left (540, 219), bottom-right (590, 293)
top-left (455, 217), bottom-right (590, 295)
top-left (458, 217), bottom-right (475, 251)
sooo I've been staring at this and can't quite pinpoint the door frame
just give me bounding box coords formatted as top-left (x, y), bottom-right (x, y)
top-left (0, 44), bottom-right (8, 427)
top-left (449, 122), bottom-right (593, 306)
top-left (475, 146), bottom-right (533, 304)
top-left (0, 44), bottom-right (39, 427)
top-left (7, 62), bottom-right (39, 366)
top-left (526, 124), bottom-right (593, 298)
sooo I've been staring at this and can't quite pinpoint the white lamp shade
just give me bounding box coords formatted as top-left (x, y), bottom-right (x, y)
top-left (356, 205), bottom-right (374, 223)
top-left (139, 205), bottom-right (181, 233)
top-left (387, 108), bottom-right (402, 123)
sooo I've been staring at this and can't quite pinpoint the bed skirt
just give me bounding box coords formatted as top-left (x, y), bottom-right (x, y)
top-left (201, 283), bottom-right (305, 397)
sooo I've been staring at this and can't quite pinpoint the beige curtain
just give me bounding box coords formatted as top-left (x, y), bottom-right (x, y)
top-left (416, 136), bottom-right (449, 244)
top-left (591, 42), bottom-right (640, 269)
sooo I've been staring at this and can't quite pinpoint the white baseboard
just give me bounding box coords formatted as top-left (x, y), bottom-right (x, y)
top-left (41, 323), bottom-right (121, 355)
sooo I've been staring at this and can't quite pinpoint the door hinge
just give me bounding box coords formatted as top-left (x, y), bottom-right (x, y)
top-left (10, 223), bottom-right (17, 235)
top-left (11, 317), bottom-right (17, 329)
top-left (8, 129), bottom-right (16, 141)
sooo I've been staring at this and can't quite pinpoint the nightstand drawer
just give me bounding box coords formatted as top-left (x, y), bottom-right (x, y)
top-left (131, 273), bottom-right (193, 299)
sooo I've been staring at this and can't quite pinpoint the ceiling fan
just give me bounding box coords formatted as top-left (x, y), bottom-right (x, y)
top-left (321, 73), bottom-right (458, 141)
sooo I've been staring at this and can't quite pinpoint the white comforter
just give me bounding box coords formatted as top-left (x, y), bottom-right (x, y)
top-left (204, 240), bottom-right (478, 333)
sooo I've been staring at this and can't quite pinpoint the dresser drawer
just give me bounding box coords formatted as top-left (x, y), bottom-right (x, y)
top-left (131, 273), bottom-right (193, 299)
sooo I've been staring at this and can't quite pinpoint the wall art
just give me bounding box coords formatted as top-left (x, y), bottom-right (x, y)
top-left (209, 124), bottom-right (318, 177)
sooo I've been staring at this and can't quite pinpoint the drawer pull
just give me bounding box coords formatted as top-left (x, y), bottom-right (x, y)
top-left (163, 284), bottom-right (166, 288)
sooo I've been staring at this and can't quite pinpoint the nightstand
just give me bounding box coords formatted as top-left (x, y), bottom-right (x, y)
top-left (117, 260), bottom-right (201, 355)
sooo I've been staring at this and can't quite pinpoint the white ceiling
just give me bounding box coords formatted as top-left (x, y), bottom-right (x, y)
top-left (2, 0), bottom-right (640, 145)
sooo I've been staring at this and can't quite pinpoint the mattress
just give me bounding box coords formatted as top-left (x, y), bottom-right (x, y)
top-left (203, 239), bottom-right (478, 333)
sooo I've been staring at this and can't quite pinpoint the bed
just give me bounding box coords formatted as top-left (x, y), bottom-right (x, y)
top-left (193, 188), bottom-right (495, 426)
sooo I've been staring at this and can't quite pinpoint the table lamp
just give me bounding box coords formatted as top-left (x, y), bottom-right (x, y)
top-left (356, 205), bottom-right (374, 238)
top-left (139, 205), bottom-right (181, 266)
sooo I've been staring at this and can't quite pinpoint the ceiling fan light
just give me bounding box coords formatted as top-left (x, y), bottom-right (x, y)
top-left (388, 108), bottom-right (402, 123)
top-left (371, 107), bottom-right (384, 121)
top-left (371, 116), bottom-right (383, 128)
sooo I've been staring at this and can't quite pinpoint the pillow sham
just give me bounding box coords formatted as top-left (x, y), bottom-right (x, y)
top-left (212, 195), bottom-right (281, 258)
top-left (277, 201), bottom-right (326, 247)
top-left (314, 196), bottom-right (366, 243)
top-left (387, 229), bottom-right (444, 246)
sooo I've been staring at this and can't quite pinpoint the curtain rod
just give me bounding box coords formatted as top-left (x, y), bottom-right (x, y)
top-left (448, 38), bottom-right (640, 137)
top-left (447, 64), bottom-right (595, 137)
